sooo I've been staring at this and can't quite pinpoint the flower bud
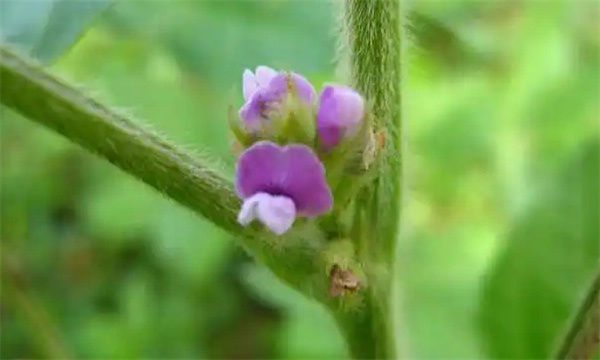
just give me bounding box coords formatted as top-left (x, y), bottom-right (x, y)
top-left (317, 84), bottom-right (365, 150)
top-left (238, 67), bottom-right (316, 134)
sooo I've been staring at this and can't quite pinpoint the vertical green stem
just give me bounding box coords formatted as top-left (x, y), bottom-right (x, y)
top-left (345, 0), bottom-right (402, 257)
top-left (334, 0), bottom-right (402, 359)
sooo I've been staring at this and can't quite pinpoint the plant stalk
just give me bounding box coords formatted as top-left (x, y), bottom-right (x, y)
top-left (336, 0), bottom-right (403, 358)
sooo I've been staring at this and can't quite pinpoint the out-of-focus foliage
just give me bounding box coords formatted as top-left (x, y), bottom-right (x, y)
top-left (0, 0), bottom-right (111, 63)
top-left (479, 140), bottom-right (599, 358)
top-left (1, 1), bottom-right (598, 359)
top-left (400, 1), bottom-right (599, 358)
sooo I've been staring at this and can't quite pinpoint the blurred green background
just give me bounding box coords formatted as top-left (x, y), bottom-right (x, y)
top-left (1, 1), bottom-right (598, 359)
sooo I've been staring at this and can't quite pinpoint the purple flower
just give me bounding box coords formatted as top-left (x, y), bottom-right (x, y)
top-left (239, 67), bottom-right (316, 132)
top-left (235, 141), bottom-right (333, 234)
top-left (317, 84), bottom-right (365, 150)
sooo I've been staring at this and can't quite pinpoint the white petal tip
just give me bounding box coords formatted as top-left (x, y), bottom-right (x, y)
top-left (243, 69), bottom-right (257, 100)
top-left (237, 193), bottom-right (297, 235)
top-left (257, 195), bottom-right (296, 235)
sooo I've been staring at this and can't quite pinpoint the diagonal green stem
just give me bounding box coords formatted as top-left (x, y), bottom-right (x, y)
top-left (554, 269), bottom-right (600, 360)
top-left (0, 46), bottom-right (330, 297)
top-left (0, 46), bottom-right (244, 238)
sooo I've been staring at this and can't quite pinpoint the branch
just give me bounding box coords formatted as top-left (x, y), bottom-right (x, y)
top-left (554, 269), bottom-right (600, 360)
top-left (0, 45), bottom-right (244, 237)
top-left (0, 46), bottom-right (328, 296)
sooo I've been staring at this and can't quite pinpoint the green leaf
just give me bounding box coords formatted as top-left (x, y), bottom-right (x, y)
top-left (406, 11), bottom-right (489, 71)
top-left (478, 139), bottom-right (600, 359)
top-left (0, 0), bottom-right (112, 63)
top-left (102, 1), bottom-right (335, 85)
top-left (153, 204), bottom-right (232, 285)
top-left (84, 169), bottom-right (161, 242)
top-left (243, 265), bottom-right (348, 359)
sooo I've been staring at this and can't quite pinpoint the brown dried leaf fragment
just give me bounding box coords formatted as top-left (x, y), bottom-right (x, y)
top-left (328, 264), bottom-right (362, 297)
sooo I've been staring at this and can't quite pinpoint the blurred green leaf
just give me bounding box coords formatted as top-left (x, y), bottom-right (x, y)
top-left (478, 139), bottom-right (600, 359)
top-left (103, 1), bottom-right (334, 86)
top-left (84, 170), bottom-right (161, 241)
top-left (154, 204), bottom-right (231, 285)
top-left (243, 265), bottom-right (348, 359)
top-left (407, 12), bottom-right (490, 71)
top-left (0, 0), bottom-right (111, 62)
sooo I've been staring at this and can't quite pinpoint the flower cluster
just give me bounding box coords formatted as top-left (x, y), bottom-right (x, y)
top-left (231, 66), bottom-right (368, 235)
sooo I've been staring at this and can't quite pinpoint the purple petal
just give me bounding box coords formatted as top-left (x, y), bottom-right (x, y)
top-left (238, 85), bottom-right (286, 130)
top-left (267, 72), bottom-right (316, 103)
top-left (238, 93), bottom-right (263, 130)
top-left (317, 84), bottom-right (365, 149)
top-left (235, 141), bottom-right (333, 216)
top-left (254, 66), bottom-right (277, 87)
top-left (291, 72), bottom-right (317, 102)
top-left (238, 69), bottom-right (317, 130)
top-left (237, 192), bottom-right (296, 235)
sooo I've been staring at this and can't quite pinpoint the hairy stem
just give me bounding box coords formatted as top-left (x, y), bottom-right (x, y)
top-left (346, 0), bottom-right (402, 263)
top-left (336, 0), bottom-right (402, 358)
top-left (554, 269), bottom-right (600, 360)
top-left (0, 46), bottom-right (244, 237)
top-left (0, 46), bottom-right (329, 297)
